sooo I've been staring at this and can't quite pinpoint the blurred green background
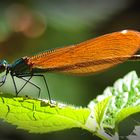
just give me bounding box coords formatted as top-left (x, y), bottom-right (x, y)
top-left (0, 0), bottom-right (140, 140)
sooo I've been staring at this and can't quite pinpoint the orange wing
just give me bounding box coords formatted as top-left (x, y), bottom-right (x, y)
top-left (27, 30), bottom-right (140, 74)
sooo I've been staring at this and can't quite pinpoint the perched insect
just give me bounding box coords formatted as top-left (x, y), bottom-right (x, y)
top-left (0, 29), bottom-right (140, 100)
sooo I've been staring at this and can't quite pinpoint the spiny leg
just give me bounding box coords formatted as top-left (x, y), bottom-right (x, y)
top-left (0, 76), bottom-right (6, 87)
top-left (16, 76), bottom-right (32, 94)
top-left (11, 75), bottom-right (18, 96)
top-left (16, 74), bottom-right (41, 98)
top-left (11, 74), bottom-right (32, 96)
top-left (12, 73), bottom-right (51, 102)
top-left (0, 71), bottom-right (8, 87)
top-left (30, 74), bottom-right (51, 102)
top-left (19, 77), bottom-right (41, 98)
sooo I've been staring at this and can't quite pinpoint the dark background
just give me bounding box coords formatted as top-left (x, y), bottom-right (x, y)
top-left (0, 0), bottom-right (140, 139)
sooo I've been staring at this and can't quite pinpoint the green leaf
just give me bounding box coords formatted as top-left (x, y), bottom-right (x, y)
top-left (94, 96), bottom-right (112, 126)
top-left (0, 94), bottom-right (90, 133)
top-left (1, 71), bottom-right (140, 140)
top-left (116, 106), bottom-right (140, 126)
top-left (96, 71), bottom-right (140, 129)
top-left (85, 71), bottom-right (140, 139)
top-left (86, 96), bottom-right (112, 130)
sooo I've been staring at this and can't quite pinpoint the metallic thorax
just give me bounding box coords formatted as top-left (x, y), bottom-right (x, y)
top-left (10, 57), bottom-right (31, 75)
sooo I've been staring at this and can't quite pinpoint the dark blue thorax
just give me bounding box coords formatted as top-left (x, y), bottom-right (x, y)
top-left (11, 58), bottom-right (31, 75)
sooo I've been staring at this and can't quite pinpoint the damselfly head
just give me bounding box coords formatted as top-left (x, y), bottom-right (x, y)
top-left (0, 60), bottom-right (8, 73)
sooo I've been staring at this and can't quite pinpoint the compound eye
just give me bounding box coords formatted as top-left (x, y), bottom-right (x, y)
top-left (0, 60), bottom-right (7, 73)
